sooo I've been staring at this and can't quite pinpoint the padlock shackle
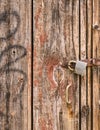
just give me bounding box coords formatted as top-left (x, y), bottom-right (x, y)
top-left (68, 60), bottom-right (76, 71)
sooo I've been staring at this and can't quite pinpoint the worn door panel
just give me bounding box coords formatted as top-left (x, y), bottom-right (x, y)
top-left (33, 0), bottom-right (100, 130)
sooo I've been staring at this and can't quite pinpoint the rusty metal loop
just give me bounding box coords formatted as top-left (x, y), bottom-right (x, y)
top-left (68, 60), bottom-right (76, 72)
top-left (66, 83), bottom-right (72, 104)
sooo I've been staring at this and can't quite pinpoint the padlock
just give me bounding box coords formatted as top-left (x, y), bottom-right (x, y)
top-left (75, 60), bottom-right (87, 76)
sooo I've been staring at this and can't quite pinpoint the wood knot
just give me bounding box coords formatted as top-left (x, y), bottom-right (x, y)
top-left (53, 65), bottom-right (64, 85)
top-left (93, 24), bottom-right (100, 30)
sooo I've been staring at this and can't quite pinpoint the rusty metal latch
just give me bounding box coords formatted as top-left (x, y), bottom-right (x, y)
top-left (61, 58), bottom-right (100, 76)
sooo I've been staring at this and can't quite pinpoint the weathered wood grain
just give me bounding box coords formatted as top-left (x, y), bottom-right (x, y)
top-left (87, 0), bottom-right (93, 129)
top-left (33, 0), bottom-right (100, 130)
top-left (79, 1), bottom-right (87, 130)
top-left (93, 0), bottom-right (100, 130)
top-left (62, 0), bottom-right (79, 129)
top-left (33, 0), bottom-right (80, 130)
top-left (0, 0), bottom-right (31, 130)
top-left (72, 0), bottom-right (80, 129)
top-left (98, 2), bottom-right (100, 130)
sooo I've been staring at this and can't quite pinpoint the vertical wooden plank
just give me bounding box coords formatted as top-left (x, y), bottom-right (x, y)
top-left (79, 0), bottom-right (87, 129)
top-left (27, 1), bottom-right (32, 130)
top-left (80, 0), bottom-right (94, 129)
top-left (93, 0), bottom-right (99, 130)
top-left (62, 0), bottom-right (80, 129)
top-left (98, 2), bottom-right (100, 130)
top-left (33, 0), bottom-right (79, 130)
top-left (72, 0), bottom-right (80, 129)
top-left (0, 0), bottom-right (31, 130)
top-left (87, 0), bottom-right (93, 129)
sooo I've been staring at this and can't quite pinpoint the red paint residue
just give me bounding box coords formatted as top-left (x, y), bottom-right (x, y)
top-left (39, 118), bottom-right (47, 130)
top-left (34, 64), bottom-right (43, 87)
top-left (38, 89), bottom-right (42, 99)
top-left (34, 47), bottom-right (37, 57)
top-left (40, 32), bottom-right (48, 46)
top-left (34, 79), bottom-right (39, 86)
top-left (48, 119), bottom-right (53, 130)
top-left (45, 55), bottom-right (60, 90)
top-left (35, 7), bottom-right (42, 28)
top-left (33, 46), bottom-right (43, 87)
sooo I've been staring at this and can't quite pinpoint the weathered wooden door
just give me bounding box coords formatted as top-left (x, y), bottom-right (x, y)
top-left (33, 0), bottom-right (100, 130)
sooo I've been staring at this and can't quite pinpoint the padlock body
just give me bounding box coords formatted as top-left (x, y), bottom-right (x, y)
top-left (75, 61), bottom-right (87, 76)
